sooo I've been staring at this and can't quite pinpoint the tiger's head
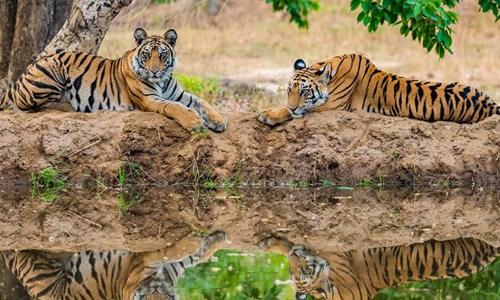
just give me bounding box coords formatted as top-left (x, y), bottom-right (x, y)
top-left (289, 245), bottom-right (334, 300)
top-left (287, 59), bottom-right (332, 118)
top-left (131, 28), bottom-right (178, 83)
top-left (130, 262), bottom-right (178, 300)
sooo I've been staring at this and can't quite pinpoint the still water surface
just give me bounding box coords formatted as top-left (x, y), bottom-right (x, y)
top-left (0, 186), bottom-right (499, 299)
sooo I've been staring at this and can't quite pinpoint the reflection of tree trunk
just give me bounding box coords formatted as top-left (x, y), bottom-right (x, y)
top-left (0, 260), bottom-right (34, 300)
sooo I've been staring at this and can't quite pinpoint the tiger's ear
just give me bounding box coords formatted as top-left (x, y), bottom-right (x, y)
top-left (134, 28), bottom-right (148, 47)
top-left (295, 292), bottom-right (308, 300)
top-left (315, 65), bottom-right (330, 84)
top-left (163, 29), bottom-right (178, 48)
top-left (294, 59), bottom-right (306, 71)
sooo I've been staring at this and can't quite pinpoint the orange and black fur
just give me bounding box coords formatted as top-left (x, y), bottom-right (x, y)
top-left (258, 54), bottom-right (500, 125)
top-left (260, 236), bottom-right (500, 300)
top-left (0, 231), bottom-right (227, 300)
top-left (0, 28), bottom-right (227, 132)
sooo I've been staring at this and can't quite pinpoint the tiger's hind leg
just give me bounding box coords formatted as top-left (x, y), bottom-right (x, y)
top-left (4, 56), bottom-right (68, 111)
top-left (0, 250), bottom-right (68, 299)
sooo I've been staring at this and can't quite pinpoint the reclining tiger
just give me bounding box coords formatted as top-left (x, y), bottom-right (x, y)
top-left (260, 236), bottom-right (500, 300)
top-left (0, 28), bottom-right (227, 132)
top-left (0, 231), bottom-right (227, 300)
top-left (258, 53), bottom-right (500, 125)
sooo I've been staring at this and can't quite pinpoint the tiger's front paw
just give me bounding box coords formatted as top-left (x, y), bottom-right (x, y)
top-left (259, 236), bottom-right (294, 255)
top-left (257, 107), bottom-right (291, 126)
top-left (206, 112), bottom-right (228, 132)
top-left (177, 111), bottom-right (205, 132)
top-left (196, 231), bottom-right (228, 261)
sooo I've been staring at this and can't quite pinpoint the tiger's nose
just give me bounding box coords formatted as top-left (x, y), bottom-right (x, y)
top-left (151, 69), bottom-right (159, 75)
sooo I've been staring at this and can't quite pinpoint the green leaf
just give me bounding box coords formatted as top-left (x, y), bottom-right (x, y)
top-left (361, 0), bottom-right (372, 12)
top-left (382, 0), bottom-right (391, 8)
top-left (413, 3), bottom-right (422, 16)
top-left (351, 0), bottom-right (362, 11)
top-left (444, 32), bottom-right (452, 48)
top-left (422, 6), bottom-right (432, 18)
top-left (357, 11), bottom-right (366, 22)
top-left (437, 29), bottom-right (445, 42)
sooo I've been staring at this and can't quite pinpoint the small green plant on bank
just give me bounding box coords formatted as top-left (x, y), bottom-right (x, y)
top-left (118, 167), bottom-right (126, 187)
top-left (355, 178), bottom-right (375, 188)
top-left (191, 228), bottom-right (210, 237)
top-left (288, 182), bottom-right (299, 187)
top-left (117, 158), bottom-right (146, 212)
top-left (377, 168), bottom-right (385, 188)
top-left (203, 170), bottom-right (217, 189)
top-left (30, 167), bottom-right (68, 203)
top-left (320, 179), bottom-right (335, 188)
top-left (300, 180), bottom-right (309, 187)
top-left (221, 167), bottom-right (244, 190)
top-left (443, 178), bottom-right (451, 188)
top-left (118, 193), bottom-right (140, 213)
top-left (117, 158), bottom-right (148, 186)
top-left (412, 167), bottom-right (421, 182)
top-left (191, 128), bottom-right (210, 138)
top-left (388, 149), bottom-right (401, 164)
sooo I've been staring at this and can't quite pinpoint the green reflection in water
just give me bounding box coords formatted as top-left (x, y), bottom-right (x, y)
top-left (374, 256), bottom-right (500, 300)
top-left (177, 250), bottom-right (294, 300)
top-left (178, 252), bottom-right (500, 300)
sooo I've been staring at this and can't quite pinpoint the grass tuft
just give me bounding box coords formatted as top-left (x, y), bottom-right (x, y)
top-left (30, 167), bottom-right (68, 203)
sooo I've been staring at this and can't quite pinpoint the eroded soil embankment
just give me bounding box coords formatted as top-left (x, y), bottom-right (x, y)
top-left (0, 109), bottom-right (500, 187)
top-left (1, 187), bottom-right (500, 253)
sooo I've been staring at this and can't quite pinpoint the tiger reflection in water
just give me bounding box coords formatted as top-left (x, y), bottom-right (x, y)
top-left (0, 231), bottom-right (227, 300)
top-left (260, 236), bottom-right (500, 300)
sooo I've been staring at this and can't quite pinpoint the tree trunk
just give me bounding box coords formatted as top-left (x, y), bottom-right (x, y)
top-left (40, 0), bottom-right (134, 57)
top-left (5, 0), bottom-right (72, 82)
top-left (0, 0), bottom-right (134, 106)
top-left (0, 1), bottom-right (17, 79)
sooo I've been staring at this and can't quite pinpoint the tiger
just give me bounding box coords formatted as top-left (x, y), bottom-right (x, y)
top-left (258, 54), bottom-right (500, 126)
top-left (0, 231), bottom-right (227, 300)
top-left (0, 28), bottom-right (227, 132)
top-left (260, 236), bottom-right (500, 300)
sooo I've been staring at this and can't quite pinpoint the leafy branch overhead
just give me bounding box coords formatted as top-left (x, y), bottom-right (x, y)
top-left (153, 0), bottom-right (500, 58)
top-left (352, 0), bottom-right (500, 58)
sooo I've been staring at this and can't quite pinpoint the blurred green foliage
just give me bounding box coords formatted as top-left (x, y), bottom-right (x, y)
top-left (175, 73), bottom-right (221, 104)
top-left (176, 250), bottom-right (294, 299)
top-left (374, 256), bottom-right (500, 300)
top-left (176, 251), bottom-right (500, 300)
top-left (266, 0), bottom-right (321, 29)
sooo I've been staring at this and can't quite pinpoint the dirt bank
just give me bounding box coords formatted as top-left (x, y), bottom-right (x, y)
top-left (0, 109), bottom-right (499, 188)
top-left (1, 187), bottom-right (499, 253)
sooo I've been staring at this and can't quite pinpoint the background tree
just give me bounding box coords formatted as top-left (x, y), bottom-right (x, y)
top-left (0, 0), bottom-right (72, 83)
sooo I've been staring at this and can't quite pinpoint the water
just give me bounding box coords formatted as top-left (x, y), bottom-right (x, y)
top-left (0, 186), bottom-right (499, 299)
